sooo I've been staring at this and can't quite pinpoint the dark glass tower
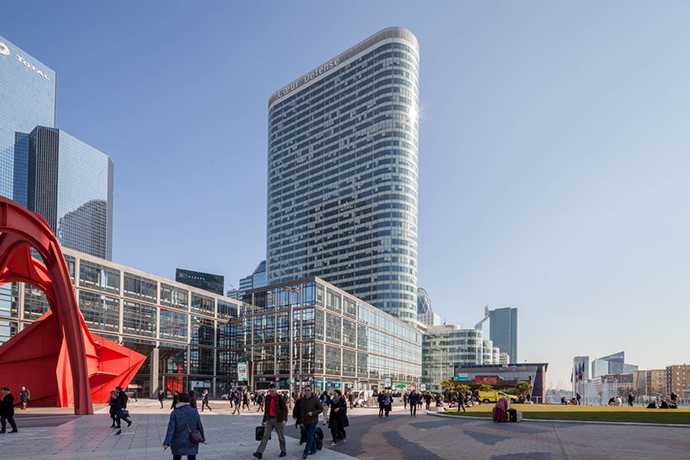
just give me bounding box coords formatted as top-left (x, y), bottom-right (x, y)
top-left (267, 28), bottom-right (420, 325)
top-left (26, 127), bottom-right (114, 260)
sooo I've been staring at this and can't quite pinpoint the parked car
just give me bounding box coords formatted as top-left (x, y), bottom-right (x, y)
top-left (478, 390), bottom-right (518, 404)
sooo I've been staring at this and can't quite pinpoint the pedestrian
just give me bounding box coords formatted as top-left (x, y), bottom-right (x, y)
top-left (377, 392), bottom-right (385, 418)
top-left (243, 391), bottom-right (250, 411)
top-left (299, 386), bottom-right (323, 459)
top-left (628, 392), bottom-right (635, 407)
top-left (189, 390), bottom-right (198, 410)
top-left (0, 387), bottom-right (18, 433)
top-left (292, 392), bottom-right (305, 444)
top-left (256, 392), bottom-right (264, 412)
top-left (457, 393), bottom-right (466, 412)
top-left (252, 383), bottom-right (288, 459)
top-left (132, 388), bottom-right (138, 402)
top-left (19, 386), bottom-right (30, 410)
top-left (201, 390), bottom-right (212, 412)
top-left (424, 392), bottom-right (432, 410)
top-left (576, 392), bottom-right (581, 405)
top-left (348, 391), bottom-right (354, 410)
top-left (320, 391), bottom-right (331, 425)
top-left (171, 390), bottom-right (179, 410)
top-left (114, 386), bottom-right (131, 429)
top-left (329, 389), bottom-right (349, 446)
top-left (409, 390), bottom-right (418, 417)
top-left (232, 390), bottom-right (241, 415)
top-left (403, 391), bottom-right (409, 409)
top-left (108, 391), bottom-right (118, 427)
top-left (163, 392), bottom-right (205, 460)
top-left (158, 389), bottom-right (165, 409)
top-left (383, 390), bottom-right (392, 417)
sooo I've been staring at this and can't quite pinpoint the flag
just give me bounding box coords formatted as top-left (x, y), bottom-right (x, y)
top-left (570, 369), bottom-right (573, 383)
top-left (579, 362), bottom-right (584, 381)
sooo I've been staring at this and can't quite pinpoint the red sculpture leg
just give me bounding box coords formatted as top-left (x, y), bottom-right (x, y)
top-left (0, 197), bottom-right (145, 414)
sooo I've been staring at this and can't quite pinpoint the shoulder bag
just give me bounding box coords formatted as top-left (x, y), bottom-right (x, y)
top-left (178, 408), bottom-right (204, 444)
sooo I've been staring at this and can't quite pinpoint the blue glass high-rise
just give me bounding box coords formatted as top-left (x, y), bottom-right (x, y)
top-left (0, 34), bottom-right (57, 205)
top-left (25, 127), bottom-right (114, 260)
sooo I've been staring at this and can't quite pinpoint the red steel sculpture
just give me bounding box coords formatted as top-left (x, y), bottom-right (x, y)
top-left (0, 197), bottom-right (145, 415)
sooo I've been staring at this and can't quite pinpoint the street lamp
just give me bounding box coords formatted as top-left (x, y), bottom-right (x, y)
top-left (283, 286), bottom-right (299, 407)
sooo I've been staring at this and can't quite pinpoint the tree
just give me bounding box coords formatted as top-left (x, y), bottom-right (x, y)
top-left (516, 381), bottom-right (533, 398)
top-left (479, 384), bottom-right (493, 392)
top-left (441, 380), bottom-right (455, 391)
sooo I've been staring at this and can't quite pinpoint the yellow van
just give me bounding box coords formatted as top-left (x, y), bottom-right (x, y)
top-left (478, 390), bottom-right (518, 404)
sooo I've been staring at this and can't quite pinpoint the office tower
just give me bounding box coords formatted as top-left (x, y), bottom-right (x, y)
top-left (0, 34), bottom-right (57, 204)
top-left (238, 260), bottom-right (267, 299)
top-left (417, 287), bottom-right (440, 327)
top-left (24, 127), bottom-right (114, 259)
top-left (176, 268), bottom-right (225, 296)
top-left (475, 306), bottom-right (518, 364)
top-left (591, 351), bottom-right (638, 377)
top-left (266, 27), bottom-right (420, 325)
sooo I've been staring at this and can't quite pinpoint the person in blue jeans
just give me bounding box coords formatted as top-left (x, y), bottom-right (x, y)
top-left (299, 386), bottom-right (323, 459)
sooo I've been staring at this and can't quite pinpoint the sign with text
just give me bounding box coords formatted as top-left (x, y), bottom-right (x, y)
top-left (475, 375), bottom-right (499, 386)
top-left (384, 378), bottom-right (392, 388)
top-left (237, 362), bottom-right (248, 382)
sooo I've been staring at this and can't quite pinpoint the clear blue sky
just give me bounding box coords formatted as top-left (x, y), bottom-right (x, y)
top-left (3, 1), bottom-right (689, 388)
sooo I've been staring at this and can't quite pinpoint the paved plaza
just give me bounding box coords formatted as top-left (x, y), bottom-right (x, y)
top-left (1, 401), bottom-right (689, 459)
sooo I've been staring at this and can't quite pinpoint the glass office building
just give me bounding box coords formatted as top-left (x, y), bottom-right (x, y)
top-left (238, 260), bottom-right (267, 299)
top-left (0, 34), bottom-right (57, 204)
top-left (0, 248), bottom-right (244, 398)
top-left (422, 325), bottom-right (500, 392)
top-left (24, 127), bottom-right (114, 260)
top-left (475, 306), bottom-right (518, 363)
top-left (267, 27), bottom-right (420, 326)
top-left (176, 268), bottom-right (225, 296)
top-left (240, 276), bottom-right (422, 393)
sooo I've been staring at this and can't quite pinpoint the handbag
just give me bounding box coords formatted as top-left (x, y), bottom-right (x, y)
top-left (179, 408), bottom-right (204, 444)
top-left (120, 408), bottom-right (129, 418)
top-left (255, 425), bottom-right (265, 442)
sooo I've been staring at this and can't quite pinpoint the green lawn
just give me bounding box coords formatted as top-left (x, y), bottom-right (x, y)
top-left (444, 403), bottom-right (690, 425)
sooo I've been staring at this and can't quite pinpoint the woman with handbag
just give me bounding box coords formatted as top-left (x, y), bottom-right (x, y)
top-left (163, 392), bottom-right (205, 460)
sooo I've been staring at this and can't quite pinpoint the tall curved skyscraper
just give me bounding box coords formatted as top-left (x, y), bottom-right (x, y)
top-left (267, 27), bottom-right (420, 325)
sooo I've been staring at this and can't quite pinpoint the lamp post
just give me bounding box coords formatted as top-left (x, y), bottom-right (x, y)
top-left (283, 286), bottom-right (299, 407)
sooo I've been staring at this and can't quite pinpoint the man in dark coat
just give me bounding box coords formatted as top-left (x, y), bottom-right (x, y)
top-left (377, 392), bottom-right (385, 418)
top-left (114, 386), bottom-right (131, 428)
top-left (328, 389), bottom-right (349, 445)
top-left (0, 387), bottom-right (18, 433)
top-left (299, 386), bottom-right (323, 459)
top-left (628, 393), bottom-right (635, 407)
top-left (157, 389), bottom-right (165, 409)
top-left (19, 386), bottom-right (30, 410)
top-left (409, 391), bottom-right (419, 417)
top-left (253, 384), bottom-right (288, 459)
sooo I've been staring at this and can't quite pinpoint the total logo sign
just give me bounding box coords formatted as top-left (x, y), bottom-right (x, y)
top-left (0, 39), bottom-right (51, 81)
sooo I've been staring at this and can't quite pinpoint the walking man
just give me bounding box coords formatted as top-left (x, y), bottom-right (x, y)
top-left (201, 390), bottom-right (212, 412)
top-left (243, 391), bottom-right (251, 411)
top-left (403, 391), bottom-right (409, 409)
top-left (157, 389), bottom-right (165, 409)
top-left (628, 392), bottom-right (635, 407)
top-left (114, 386), bottom-right (132, 430)
top-left (252, 384), bottom-right (288, 459)
top-left (409, 390), bottom-right (418, 417)
top-left (299, 386), bottom-right (323, 459)
top-left (232, 391), bottom-right (241, 415)
top-left (383, 390), bottom-right (392, 418)
top-left (19, 386), bottom-right (30, 410)
top-left (0, 387), bottom-right (18, 433)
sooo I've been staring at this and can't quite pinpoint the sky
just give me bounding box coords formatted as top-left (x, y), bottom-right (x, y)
top-left (2, 1), bottom-right (689, 389)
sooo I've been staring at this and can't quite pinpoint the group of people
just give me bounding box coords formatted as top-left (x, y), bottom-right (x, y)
top-left (252, 384), bottom-right (351, 460)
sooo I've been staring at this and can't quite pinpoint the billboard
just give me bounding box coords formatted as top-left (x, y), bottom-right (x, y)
top-left (475, 375), bottom-right (499, 385)
top-left (237, 362), bottom-right (248, 382)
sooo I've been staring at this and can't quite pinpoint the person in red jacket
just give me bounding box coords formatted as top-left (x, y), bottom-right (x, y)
top-left (253, 384), bottom-right (288, 459)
